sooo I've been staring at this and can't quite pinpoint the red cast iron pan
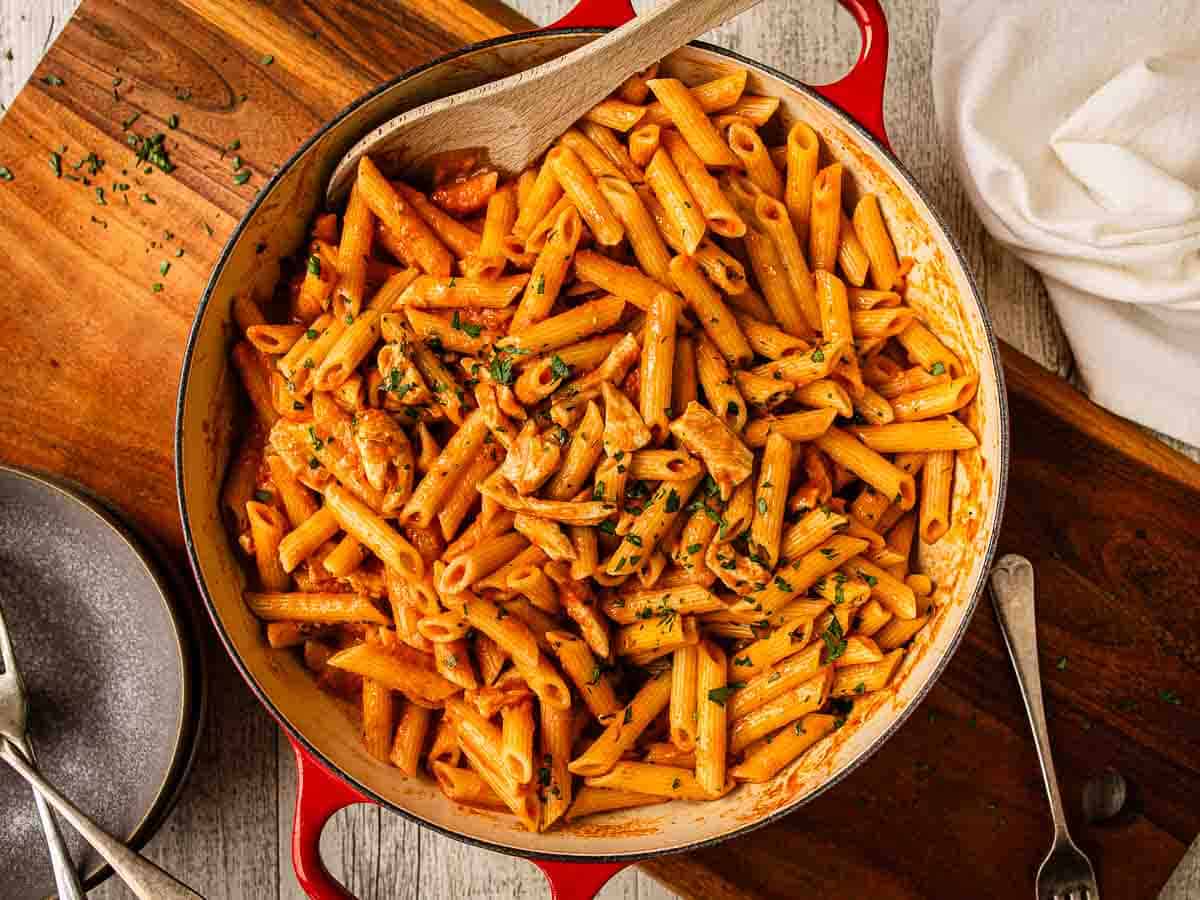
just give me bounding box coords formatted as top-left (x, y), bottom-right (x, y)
top-left (177, 0), bottom-right (1008, 897)
top-left (290, 1), bottom-right (891, 896)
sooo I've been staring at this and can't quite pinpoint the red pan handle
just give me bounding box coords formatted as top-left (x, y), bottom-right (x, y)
top-left (810, 0), bottom-right (890, 148)
top-left (534, 859), bottom-right (630, 900)
top-left (548, 0), bottom-right (891, 148)
top-left (290, 736), bottom-right (371, 899)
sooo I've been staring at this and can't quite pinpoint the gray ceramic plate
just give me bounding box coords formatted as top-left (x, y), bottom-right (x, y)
top-left (0, 465), bottom-right (203, 899)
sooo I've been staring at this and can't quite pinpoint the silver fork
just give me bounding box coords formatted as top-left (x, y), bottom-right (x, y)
top-left (0, 600), bottom-right (85, 899)
top-left (991, 554), bottom-right (1100, 900)
top-left (0, 601), bottom-right (203, 899)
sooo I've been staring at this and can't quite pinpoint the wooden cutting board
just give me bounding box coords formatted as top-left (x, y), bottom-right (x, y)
top-left (0, 2), bottom-right (1196, 898)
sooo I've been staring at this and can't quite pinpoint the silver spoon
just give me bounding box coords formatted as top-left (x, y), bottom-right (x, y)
top-left (326, 0), bottom-right (764, 203)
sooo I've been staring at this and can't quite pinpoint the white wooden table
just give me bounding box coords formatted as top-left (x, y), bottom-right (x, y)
top-left (2, 1), bottom-right (1197, 897)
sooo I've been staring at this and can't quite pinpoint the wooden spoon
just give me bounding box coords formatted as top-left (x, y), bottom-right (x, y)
top-left (326, 0), bottom-right (764, 202)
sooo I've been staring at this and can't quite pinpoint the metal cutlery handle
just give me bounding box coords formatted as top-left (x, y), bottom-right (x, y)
top-left (7, 735), bottom-right (84, 900)
top-left (0, 738), bottom-right (202, 900)
top-left (990, 554), bottom-right (1072, 843)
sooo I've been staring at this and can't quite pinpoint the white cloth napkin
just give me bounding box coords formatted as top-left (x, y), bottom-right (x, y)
top-left (933, 0), bottom-right (1200, 445)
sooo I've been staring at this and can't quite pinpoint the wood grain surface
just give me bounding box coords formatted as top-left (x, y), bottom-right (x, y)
top-left (1, 1), bottom-right (1198, 899)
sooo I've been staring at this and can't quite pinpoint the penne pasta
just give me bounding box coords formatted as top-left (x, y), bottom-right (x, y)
top-left (227, 75), bottom-right (981, 829)
top-left (647, 77), bottom-right (738, 167)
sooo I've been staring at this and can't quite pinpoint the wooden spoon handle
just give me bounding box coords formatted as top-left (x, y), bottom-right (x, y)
top-left (531, 0), bottom-right (764, 105)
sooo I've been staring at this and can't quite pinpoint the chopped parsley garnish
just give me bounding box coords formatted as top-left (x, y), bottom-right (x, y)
top-left (623, 706), bottom-right (633, 725)
top-left (307, 255), bottom-right (321, 276)
top-left (488, 351), bottom-right (516, 386)
top-left (930, 361), bottom-right (946, 376)
top-left (41, 74), bottom-right (64, 86)
top-left (129, 131), bottom-right (175, 173)
top-left (598, 520), bottom-right (617, 536)
top-left (665, 489), bottom-right (680, 513)
top-left (757, 497), bottom-right (768, 515)
top-left (707, 683), bottom-right (745, 706)
top-left (0, 167), bottom-right (12, 181)
top-left (726, 400), bottom-right (739, 416)
top-left (774, 576), bottom-right (793, 592)
top-left (733, 656), bottom-right (753, 668)
top-left (253, 489), bottom-right (273, 503)
top-left (821, 617), bottom-right (847, 661)
top-left (1160, 689), bottom-right (1182, 706)
top-left (451, 310), bottom-right (482, 338)
top-left (160, 261), bottom-right (171, 276)
top-left (672, 778), bottom-right (681, 790)
top-left (260, 54), bottom-right (275, 66)
top-left (535, 273), bottom-right (545, 294)
top-left (829, 697), bottom-right (853, 729)
top-left (167, 113), bottom-right (179, 129)
top-left (854, 682), bottom-right (866, 694)
top-left (592, 482), bottom-right (606, 500)
top-left (1056, 656), bottom-right (1068, 671)
top-left (686, 543), bottom-right (702, 555)
top-left (233, 170), bottom-right (251, 185)
top-left (550, 355), bottom-right (571, 380)
top-left (49, 152), bottom-right (61, 177)
top-left (587, 665), bottom-right (602, 686)
top-left (819, 548), bottom-right (837, 559)
top-left (811, 347), bottom-right (825, 363)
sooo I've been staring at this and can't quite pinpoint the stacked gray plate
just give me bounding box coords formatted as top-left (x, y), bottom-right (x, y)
top-left (0, 465), bottom-right (204, 898)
